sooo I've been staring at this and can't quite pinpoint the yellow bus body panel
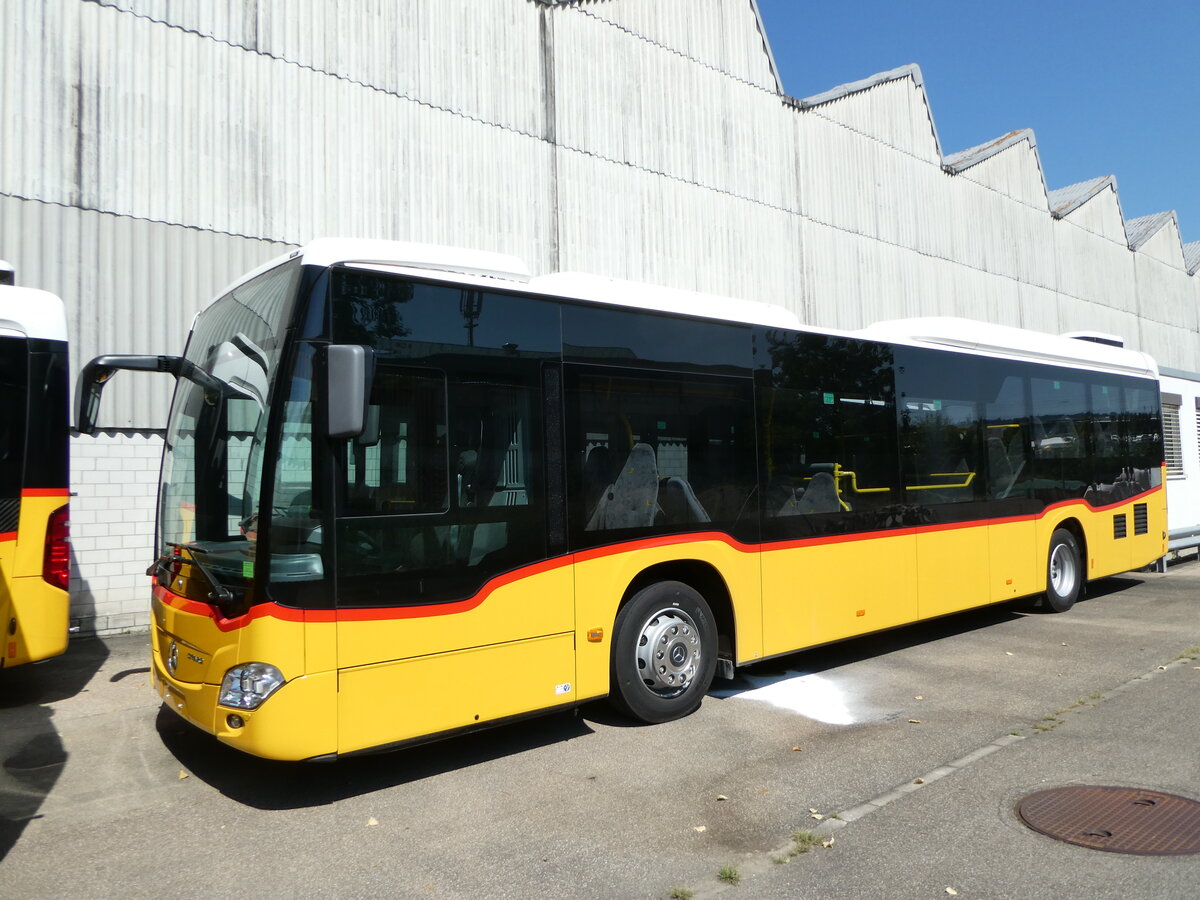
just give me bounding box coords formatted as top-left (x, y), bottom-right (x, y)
top-left (337, 632), bottom-right (575, 755)
top-left (1, 495), bottom-right (69, 667)
top-left (987, 519), bottom-right (1040, 600)
top-left (332, 563), bottom-right (576, 755)
top-left (333, 563), bottom-right (574, 670)
top-left (761, 532), bottom-right (917, 657)
top-left (916, 526), bottom-right (991, 620)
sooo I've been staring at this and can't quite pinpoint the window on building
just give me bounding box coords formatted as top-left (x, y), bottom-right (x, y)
top-left (1162, 394), bottom-right (1183, 478)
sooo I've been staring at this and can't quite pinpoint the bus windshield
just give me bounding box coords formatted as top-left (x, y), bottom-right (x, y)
top-left (157, 260), bottom-right (302, 602)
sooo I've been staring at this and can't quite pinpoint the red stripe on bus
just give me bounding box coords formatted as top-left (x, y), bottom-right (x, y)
top-left (150, 483), bottom-right (1163, 631)
top-left (0, 531), bottom-right (15, 542)
top-left (21, 488), bottom-right (70, 498)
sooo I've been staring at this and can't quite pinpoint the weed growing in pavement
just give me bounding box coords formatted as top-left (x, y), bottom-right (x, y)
top-left (790, 830), bottom-right (823, 855)
top-left (669, 888), bottom-right (694, 900)
top-left (1175, 645), bottom-right (1200, 660)
top-left (717, 866), bottom-right (740, 885)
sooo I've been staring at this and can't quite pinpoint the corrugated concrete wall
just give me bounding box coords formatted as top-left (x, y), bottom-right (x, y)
top-left (1, 0), bottom-right (1197, 633)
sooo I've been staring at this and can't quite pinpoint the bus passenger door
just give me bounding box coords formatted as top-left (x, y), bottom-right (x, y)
top-left (756, 347), bottom-right (915, 653)
top-left (898, 355), bottom-right (993, 619)
top-left (331, 362), bottom-right (575, 754)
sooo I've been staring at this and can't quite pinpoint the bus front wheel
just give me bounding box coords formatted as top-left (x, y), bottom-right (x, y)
top-left (1043, 528), bottom-right (1082, 613)
top-left (610, 581), bottom-right (717, 724)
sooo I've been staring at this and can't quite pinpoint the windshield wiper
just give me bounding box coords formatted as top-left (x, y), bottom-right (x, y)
top-left (153, 542), bottom-right (235, 605)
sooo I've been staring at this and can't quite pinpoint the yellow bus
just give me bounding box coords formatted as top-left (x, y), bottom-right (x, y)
top-left (0, 265), bottom-right (71, 668)
top-left (77, 240), bottom-right (1166, 760)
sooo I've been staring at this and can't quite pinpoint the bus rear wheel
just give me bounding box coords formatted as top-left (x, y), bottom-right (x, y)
top-left (610, 581), bottom-right (717, 724)
top-left (1043, 528), bottom-right (1082, 613)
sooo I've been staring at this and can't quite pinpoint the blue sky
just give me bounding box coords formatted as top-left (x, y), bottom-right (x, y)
top-left (754, 1), bottom-right (1199, 245)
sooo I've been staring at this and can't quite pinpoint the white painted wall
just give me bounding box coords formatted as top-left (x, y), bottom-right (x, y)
top-left (1160, 372), bottom-right (1200, 539)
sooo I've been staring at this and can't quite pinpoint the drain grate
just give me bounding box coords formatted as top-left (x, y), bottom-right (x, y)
top-left (1017, 786), bottom-right (1200, 855)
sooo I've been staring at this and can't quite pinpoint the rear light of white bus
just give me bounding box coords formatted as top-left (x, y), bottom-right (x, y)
top-left (43, 505), bottom-right (70, 591)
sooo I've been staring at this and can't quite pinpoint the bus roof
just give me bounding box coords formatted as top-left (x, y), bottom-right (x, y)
top-left (251, 238), bottom-right (804, 330)
top-left (240, 240), bottom-right (1159, 378)
top-left (859, 317), bottom-right (1159, 380)
top-left (0, 285), bottom-right (68, 341)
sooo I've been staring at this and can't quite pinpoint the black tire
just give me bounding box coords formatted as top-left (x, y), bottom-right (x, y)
top-left (609, 581), bottom-right (717, 724)
top-left (1042, 528), bottom-right (1082, 613)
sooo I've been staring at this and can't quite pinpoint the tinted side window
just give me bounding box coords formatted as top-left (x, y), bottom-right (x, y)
top-left (896, 348), bottom-right (985, 509)
top-left (328, 272), bottom-right (561, 608)
top-left (336, 363), bottom-right (547, 607)
top-left (331, 270), bottom-right (562, 362)
top-left (566, 368), bottom-right (756, 546)
top-left (23, 342), bottom-right (69, 490)
top-left (1030, 374), bottom-right (1090, 502)
top-left (562, 305), bottom-right (752, 374)
top-left (1122, 382), bottom-right (1163, 493)
top-left (343, 368), bottom-right (449, 516)
top-left (760, 332), bottom-right (900, 537)
top-left (1088, 378), bottom-right (1126, 498)
top-left (982, 370), bottom-right (1034, 504)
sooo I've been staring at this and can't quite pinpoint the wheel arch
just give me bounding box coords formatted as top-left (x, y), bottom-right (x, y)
top-left (620, 560), bottom-right (736, 662)
top-left (1053, 516), bottom-right (1089, 585)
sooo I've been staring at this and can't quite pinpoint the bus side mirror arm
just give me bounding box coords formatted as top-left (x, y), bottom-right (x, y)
top-left (75, 354), bottom-right (212, 434)
top-left (326, 345), bottom-right (374, 439)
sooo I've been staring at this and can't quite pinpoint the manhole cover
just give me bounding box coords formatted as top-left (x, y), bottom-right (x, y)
top-left (1017, 786), bottom-right (1200, 855)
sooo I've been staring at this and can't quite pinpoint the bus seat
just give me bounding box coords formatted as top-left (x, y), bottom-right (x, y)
top-left (777, 489), bottom-right (802, 517)
top-left (659, 476), bottom-right (710, 524)
top-left (987, 435), bottom-right (1026, 499)
top-left (585, 443), bottom-right (659, 530)
top-left (582, 445), bottom-right (616, 517)
top-left (791, 471), bottom-right (840, 514)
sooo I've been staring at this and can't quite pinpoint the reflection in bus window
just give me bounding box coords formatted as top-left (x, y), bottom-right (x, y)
top-left (894, 347), bottom-right (985, 506)
top-left (567, 370), bottom-right (755, 543)
top-left (761, 332), bottom-right (898, 533)
top-left (337, 366), bottom-right (546, 606)
top-left (983, 372), bottom-right (1032, 502)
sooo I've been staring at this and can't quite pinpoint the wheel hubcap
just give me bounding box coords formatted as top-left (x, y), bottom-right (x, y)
top-left (635, 608), bottom-right (701, 698)
top-left (1050, 543), bottom-right (1076, 595)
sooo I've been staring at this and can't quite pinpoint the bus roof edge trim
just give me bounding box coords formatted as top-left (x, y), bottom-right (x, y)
top-left (860, 317), bottom-right (1159, 379)
top-left (529, 272), bottom-right (803, 329)
top-left (297, 238), bottom-right (532, 282)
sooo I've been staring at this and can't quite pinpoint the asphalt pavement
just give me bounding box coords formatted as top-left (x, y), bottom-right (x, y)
top-left (1, 557), bottom-right (1198, 899)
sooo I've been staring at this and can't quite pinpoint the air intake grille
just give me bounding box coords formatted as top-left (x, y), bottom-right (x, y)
top-left (1113, 514), bottom-right (1127, 539)
top-left (1134, 504), bottom-right (1148, 535)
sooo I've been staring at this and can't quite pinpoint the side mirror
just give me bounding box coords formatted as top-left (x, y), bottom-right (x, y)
top-left (76, 355), bottom-right (184, 434)
top-left (326, 345), bottom-right (374, 438)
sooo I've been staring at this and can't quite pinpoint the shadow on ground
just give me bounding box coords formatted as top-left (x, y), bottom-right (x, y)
top-left (157, 702), bottom-right (594, 811)
top-left (0, 637), bottom-right (109, 861)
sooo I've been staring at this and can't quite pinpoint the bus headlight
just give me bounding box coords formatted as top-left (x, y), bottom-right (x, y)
top-left (218, 663), bottom-right (285, 710)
